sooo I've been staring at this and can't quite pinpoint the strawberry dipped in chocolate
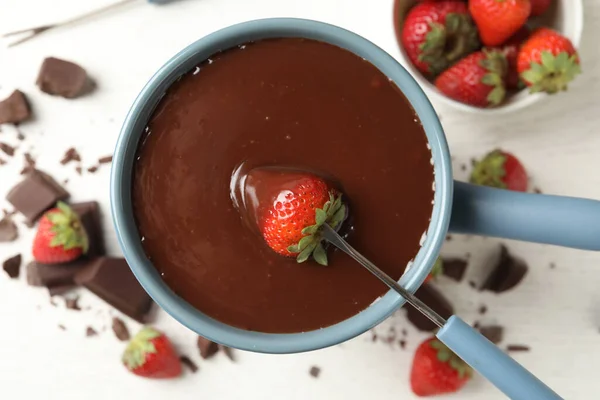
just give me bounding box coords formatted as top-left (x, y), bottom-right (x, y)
top-left (237, 167), bottom-right (347, 266)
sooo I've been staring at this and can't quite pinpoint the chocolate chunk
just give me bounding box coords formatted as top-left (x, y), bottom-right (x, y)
top-left (86, 327), bottom-right (98, 337)
top-left (0, 217), bottom-right (18, 242)
top-left (111, 317), bottom-right (130, 341)
top-left (6, 170), bottom-right (69, 224)
top-left (3, 254), bottom-right (21, 278)
top-left (478, 305), bottom-right (488, 315)
top-left (479, 325), bottom-right (504, 344)
top-left (27, 260), bottom-right (89, 288)
top-left (0, 142), bottom-right (15, 157)
top-left (221, 346), bottom-right (235, 362)
top-left (71, 201), bottom-right (105, 258)
top-left (0, 90), bottom-right (31, 124)
top-left (406, 283), bottom-right (453, 331)
top-left (20, 152), bottom-right (36, 175)
top-left (58, 324), bottom-right (66, 331)
top-left (17, 131), bottom-right (25, 141)
top-left (481, 245), bottom-right (528, 293)
top-left (473, 321), bottom-right (481, 329)
top-left (468, 280), bottom-right (477, 289)
top-left (60, 147), bottom-right (81, 165)
top-left (87, 166), bottom-right (98, 173)
top-left (399, 339), bottom-right (406, 349)
top-left (441, 258), bottom-right (468, 282)
top-left (180, 356), bottom-right (198, 373)
top-left (48, 285), bottom-right (75, 296)
top-left (506, 344), bottom-right (530, 352)
top-left (66, 297), bottom-right (81, 310)
top-left (98, 155), bottom-right (112, 164)
top-left (309, 366), bottom-right (321, 378)
top-left (36, 57), bottom-right (90, 99)
top-left (197, 336), bottom-right (219, 359)
top-left (74, 257), bottom-right (153, 323)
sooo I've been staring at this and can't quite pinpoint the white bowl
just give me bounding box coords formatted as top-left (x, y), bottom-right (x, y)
top-left (392, 0), bottom-right (584, 114)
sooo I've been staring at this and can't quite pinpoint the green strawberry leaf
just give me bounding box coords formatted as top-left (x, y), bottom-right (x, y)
top-left (313, 243), bottom-right (328, 266)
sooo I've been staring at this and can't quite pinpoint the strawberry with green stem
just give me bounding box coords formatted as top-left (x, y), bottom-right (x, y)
top-left (122, 327), bottom-right (182, 379)
top-left (470, 149), bottom-right (528, 192)
top-left (32, 201), bottom-right (88, 264)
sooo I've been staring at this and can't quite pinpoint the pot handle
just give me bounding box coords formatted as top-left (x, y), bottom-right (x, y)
top-left (449, 181), bottom-right (600, 251)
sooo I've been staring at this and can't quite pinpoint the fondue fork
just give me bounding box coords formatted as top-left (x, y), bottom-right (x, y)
top-left (321, 224), bottom-right (562, 400)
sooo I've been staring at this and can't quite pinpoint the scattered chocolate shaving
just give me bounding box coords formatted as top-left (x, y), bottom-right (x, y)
top-left (0, 90), bottom-right (31, 124)
top-left (197, 336), bottom-right (219, 359)
top-left (309, 366), bottom-right (321, 378)
top-left (506, 345), bottom-right (530, 352)
top-left (478, 305), bottom-right (488, 315)
top-left (0, 217), bottom-right (18, 242)
top-left (66, 297), bottom-right (81, 311)
top-left (87, 166), bottom-right (98, 173)
top-left (75, 166), bottom-right (82, 175)
top-left (180, 356), bottom-right (199, 373)
top-left (406, 283), bottom-right (453, 331)
top-left (86, 327), bottom-right (98, 337)
top-left (60, 147), bottom-right (81, 165)
top-left (399, 339), bottom-right (406, 349)
top-left (37, 57), bottom-right (92, 99)
top-left (0, 142), bottom-right (15, 157)
top-left (441, 258), bottom-right (468, 282)
top-left (2, 254), bottom-right (21, 278)
top-left (479, 325), bottom-right (504, 344)
top-left (111, 317), bottom-right (130, 341)
top-left (98, 155), bottom-right (113, 164)
top-left (58, 324), bottom-right (66, 330)
top-left (481, 245), bottom-right (528, 293)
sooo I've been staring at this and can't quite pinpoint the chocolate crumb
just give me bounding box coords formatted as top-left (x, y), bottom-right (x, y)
top-left (180, 356), bottom-right (199, 373)
top-left (98, 155), bottom-right (113, 164)
top-left (371, 332), bottom-right (378, 342)
top-left (20, 152), bottom-right (36, 175)
top-left (471, 157), bottom-right (477, 167)
top-left (0, 142), bottom-right (15, 157)
top-left (478, 305), bottom-right (488, 315)
top-left (60, 147), bottom-right (81, 165)
top-left (111, 317), bottom-right (130, 341)
top-left (221, 346), bottom-right (235, 362)
top-left (0, 158), bottom-right (5, 165)
top-left (533, 187), bottom-right (542, 194)
top-left (465, 252), bottom-right (472, 259)
top-left (58, 324), bottom-right (66, 331)
top-left (197, 336), bottom-right (219, 359)
top-left (2, 254), bottom-right (21, 278)
top-left (0, 217), bottom-right (18, 242)
top-left (469, 281), bottom-right (477, 289)
top-left (63, 179), bottom-right (69, 185)
top-left (460, 163), bottom-right (467, 171)
top-left (86, 327), bottom-right (98, 337)
top-left (309, 366), bottom-right (321, 378)
top-left (401, 329), bottom-right (407, 336)
top-left (87, 165), bottom-right (98, 173)
top-left (399, 339), bottom-right (406, 349)
top-left (506, 345), bottom-right (530, 352)
top-left (65, 297), bottom-right (81, 311)
top-left (75, 166), bottom-right (82, 175)
top-left (549, 262), bottom-right (556, 269)
top-left (17, 131), bottom-right (25, 141)
top-left (473, 321), bottom-right (480, 329)
top-left (479, 325), bottom-right (504, 344)
top-left (445, 234), bottom-right (452, 241)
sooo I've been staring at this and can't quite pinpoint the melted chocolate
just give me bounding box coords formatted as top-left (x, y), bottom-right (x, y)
top-left (132, 38), bottom-right (434, 333)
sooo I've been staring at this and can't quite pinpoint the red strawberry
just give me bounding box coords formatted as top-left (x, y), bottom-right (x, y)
top-left (434, 49), bottom-right (507, 107)
top-left (530, 0), bottom-right (551, 16)
top-left (122, 327), bottom-right (182, 379)
top-left (425, 258), bottom-right (443, 283)
top-left (410, 337), bottom-right (472, 396)
top-left (469, 0), bottom-right (531, 46)
top-left (497, 26), bottom-right (530, 89)
top-left (517, 28), bottom-right (581, 93)
top-left (260, 174), bottom-right (346, 266)
top-left (470, 149), bottom-right (528, 192)
top-left (32, 201), bottom-right (88, 264)
top-left (401, 1), bottom-right (479, 76)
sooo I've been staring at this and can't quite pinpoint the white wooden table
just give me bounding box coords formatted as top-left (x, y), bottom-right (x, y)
top-left (1, 1), bottom-right (599, 398)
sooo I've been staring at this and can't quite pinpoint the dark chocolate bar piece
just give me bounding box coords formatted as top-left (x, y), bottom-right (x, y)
top-left (71, 201), bottom-right (105, 258)
top-left (442, 258), bottom-right (468, 282)
top-left (3, 254), bottom-right (22, 278)
top-left (75, 257), bottom-right (153, 323)
top-left (481, 245), bottom-right (528, 293)
top-left (6, 170), bottom-right (69, 224)
top-left (0, 217), bottom-right (18, 242)
top-left (0, 90), bottom-right (31, 124)
top-left (406, 283), bottom-right (453, 332)
top-left (36, 57), bottom-right (90, 99)
top-left (27, 259), bottom-right (91, 288)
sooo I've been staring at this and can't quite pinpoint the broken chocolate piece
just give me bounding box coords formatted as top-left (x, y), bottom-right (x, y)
top-left (3, 254), bottom-right (21, 278)
top-left (180, 356), bottom-right (198, 373)
top-left (111, 317), bottom-right (130, 341)
top-left (98, 155), bottom-right (112, 164)
top-left (481, 245), bottom-right (528, 293)
top-left (74, 257), bottom-right (153, 323)
top-left (6, 170), bottom-right (69, 224)
top-left (60, 147), bottom-right (81, 165)
top-left (20, 152), bottom-right (36, 175)
top-left (506, 344), bottom-right (530, 352)
top-left (221, 346), bottom-right (235, 361)
top-left (0, 217), bottom-right (18, 242)
top-left (442, 258), bottom-right (468, 282)
top-left (406, 283), bottom-right (453, 332)
top-left (66, 297), bottom-right (81, 310)
top-left (87, 166), bottom-right (98, 173)
top-left (197, 336), bottom-right (219, 359)
top-left (0, 90), bottom-right (31, 124)
top-left (36, 57), bottom-right (90, 99)
top-left (479, 325), bottom-right (504, 344)
top-left (0, 142), bottom-right (15, 157)
top-left (309, 366), bottom-right (321, 378)
top-left (86, 327), bottom-right (98, 337)
top-left (71, 201), bottom-right (105, 258)
top-left (27, 259), bottom-right (89, 288)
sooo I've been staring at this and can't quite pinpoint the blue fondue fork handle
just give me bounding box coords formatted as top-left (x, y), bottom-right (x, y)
top-left (437, 316), bottom-right (563, 400)
top-left (450, 181), bottom-right (600, 251)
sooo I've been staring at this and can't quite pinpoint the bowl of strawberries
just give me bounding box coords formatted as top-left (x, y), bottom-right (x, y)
top-left (393, 0), bottom-right (583, 112)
